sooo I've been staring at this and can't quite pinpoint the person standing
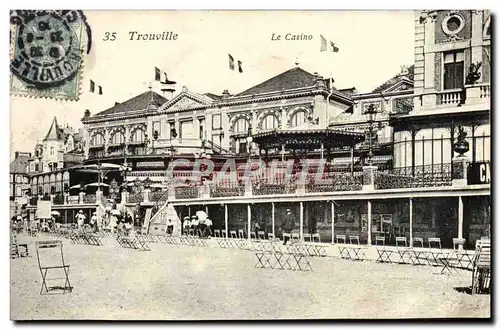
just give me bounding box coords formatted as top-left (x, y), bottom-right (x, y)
top-left (76, 210), bottom-right (86, 230)
top-left (205, 218), bottom-right (213, 238)
top-left (283, 209), bottom-right (294, 245)
top-left (183, 216), bottom-right (191, 235)
top-left (90, 212), bottom-right (98, 232)
top-left (191, 215), bottom-right (199, 237)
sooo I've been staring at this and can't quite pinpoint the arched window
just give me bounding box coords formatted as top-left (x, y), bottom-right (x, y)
top-left (233, 117), bottom-right (249, 134)
top-left (261, 114), bottom-right (279, 131)
top-left (91, 133), bottom-right (104, 146)
top-left (131, 129), bottom-right (145, 142)
top-left (290, 110), bottom-right (307, 127)
top-left (111, 131), bottom-right (125, 144)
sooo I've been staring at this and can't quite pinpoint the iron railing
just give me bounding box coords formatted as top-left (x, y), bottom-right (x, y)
top-left (375, 163), bottom-right (452, 189)
top-left (306, 172), bottom-right (364, 193)
top-left (175, 186), bottom-right (199, 199)
top-left (210, 185), bottom-right (244, 197)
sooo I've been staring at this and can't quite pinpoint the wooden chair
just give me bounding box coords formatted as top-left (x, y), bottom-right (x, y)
top-left (413, 237), bottom-right (424, 248)
top-left (250, 232), bottom-right (257, 239)
top-left (395, 236), bottom-right (407, 248)
top-left (230, 230), bottom-right (237, 239)
top-left (36, 240), bottom-right (72, 294)
top-left (268, 233), bottom-right (275, 240)
top-left (11, 233), bottom-right (29, 258)
top-left (303, 234), bottom-right (312, 242)
top-left (221, 229), bottom-right (227, 238)
top-left (311, 233), bottom-right (321, 243)
top-left (428, 237), bottom-right (442, 249)
top-left (214, 229), bottom-right (221, 238)
top-left (472, 240), bottom-right (491, 294)
top-left (291, 232), bottom-right (300, 240)
top-left (349, 235), bottom-right (360, 245)
top-left (238, 229), bottom-right (245, 239)
top-left (336, 235), bottom-right (346, 244)
top-left (257, 231), bottom-right (265, 240)
top-left (282, 233), bottom-right (291, 241)
top-left (375, 236), bottom-right (385, 246)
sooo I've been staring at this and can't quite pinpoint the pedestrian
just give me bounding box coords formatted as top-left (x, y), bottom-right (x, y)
top-left (196, 210), bottom-right (208, 238)
top-left (166, 219), bottom-right (174, 235)
top-left (254, 221), bottom-right (261, 239)
top-left (90, 212), bottom-right (98, 232)
top-left (76, 210), bottom-right (86, 230)
top-left (183, 216), bottom-right (191, 235)
top-left (191, 215), bottom-right (199, 236)
top-left (205, 217), bottom-right (213, 238)
top-left (283, 209), bottom-right (294, 245)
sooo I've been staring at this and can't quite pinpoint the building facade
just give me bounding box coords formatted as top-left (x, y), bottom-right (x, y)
top-left (22, 10), bottom-right (490, 249)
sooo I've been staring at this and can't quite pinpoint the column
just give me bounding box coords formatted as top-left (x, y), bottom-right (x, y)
top-left (271, 202), bottom-right (275, 236)
top-left (205, 205), bottom-right (209, 214)
top-left (331, 201), bottom-right (335, 244)
top-left (458, 196), bottom-right (464, 250)
top-left (471, 11), bottom-right (483, 82)
top-left (409, 198), bottom-right (413, 248)
top-left (224, 204), bottom-right (228, 238)
top-left (247, 204), bottom-right (251, 239)
top-left (367, 200), bottom-right (372, 245)
top-left (299, 202), bottom-right (304, 239)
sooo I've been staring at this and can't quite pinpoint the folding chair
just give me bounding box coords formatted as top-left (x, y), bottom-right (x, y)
top-left (452, 238), bottom-right (472, 269)
top-left (11, 233), bottom-right (29, 258)
top-left (472, 240), bottom-right (491, 294)
top-left (375, 236), bottom-right (385, 246)
top-left (238, 229), bottom-right (245, 239)
top-left (221, 229), bottom-right (227, 238)
top-left (214, 229), bottom-right (221, 238)
top-left (258, 231), bottom-right (265, 240)
top-left (336, 234), bottom-right (346, 244)
top-left (413, 237), bottom-right (424, 248)
top-left (36, 240), bottom-right (72, 294)
top-left (412, 237), bottom-right (426, 265)
top-left (250, 232), bottom-right (257, 239)
top-left (428, 237), bottom-right (443, 266)
top-left (395, 236), bottom-right (414, 264)
top-left (311, 233), bottom-right (321, 243)
top-left (282, 233), bottom-right (291, 243)
top-left (291, 232), bottom-right (300, 240)
top-left (230, 230), bottom-right (237, 239)
top-left (303, 234), bottom-right (312, 242)
top-left (349, 235), bottom-right (360, 245)
top-left (268, 233), bottom-right (275, 240)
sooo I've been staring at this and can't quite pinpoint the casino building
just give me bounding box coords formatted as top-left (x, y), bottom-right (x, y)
top-left (28, 10), bottom-right (491, 249)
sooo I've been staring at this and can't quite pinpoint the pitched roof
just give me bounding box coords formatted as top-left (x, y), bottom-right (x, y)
top-left (92, 91), bottom-right (167, 118)
top-left (203, 93), bottom-right (222, 101)
top-left (236, 67), bottom-right (317, 97)
top-left (372, 65), bottom-right (415, 93)
top-left (43, 117), bottom-right (64, 141)
top-left (10, 153), bottom-right (30, 173)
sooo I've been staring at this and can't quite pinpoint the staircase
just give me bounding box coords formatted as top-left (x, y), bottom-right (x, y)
top-left (203, 139), bottom-right (231, 155)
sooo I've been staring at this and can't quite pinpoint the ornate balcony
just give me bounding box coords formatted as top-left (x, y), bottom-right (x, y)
top-left (375, 164), bottom-right (452, 189)
top-left (211, 185), bottom-right (244, 197)
top-left (175, 186), bottom-right (199, 199)
top-left (437, 89), bottom-right (462, 106)
top-left (306, 172), bottom-right (363, 193)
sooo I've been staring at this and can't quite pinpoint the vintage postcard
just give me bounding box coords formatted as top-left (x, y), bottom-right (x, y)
top-left (9, 10), bottom-right (491, 320)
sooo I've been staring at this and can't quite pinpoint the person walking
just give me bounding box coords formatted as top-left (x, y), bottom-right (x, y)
top-left (90, 212), bottom-right (98, 232)
top-left (183, 216), bottom-right (191, 235)
top-left (191, 215), bottom-right (199, 237)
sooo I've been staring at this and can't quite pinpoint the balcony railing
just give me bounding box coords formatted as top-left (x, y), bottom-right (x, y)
top-left (392, 97), bottom-right (414, 114)
top-left (211, 185), bottom-right (244, 197)
top-left (306, 172), bottom-right (363, 193)
top-left (437, 89), bottom-right (462, 106)
top-left (375, 164), bottom-right (452, 189)
top-left (175, 186), bottom-right (199, 199)
top-left (480, 84), bottom-right (490, 98)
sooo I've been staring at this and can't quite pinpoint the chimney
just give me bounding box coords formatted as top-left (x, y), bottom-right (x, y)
top-left (161, 88), bottom-right (175, 100)
top-left (84, 109), bottom-right (91, 118)
top-left (315, 74), bottom-right (325, 88)
top-left (222, 89), bottom-right (230, 100)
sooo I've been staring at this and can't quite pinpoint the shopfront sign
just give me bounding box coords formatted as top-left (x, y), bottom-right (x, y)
top-left (467, 161), bottom-right (491, 184)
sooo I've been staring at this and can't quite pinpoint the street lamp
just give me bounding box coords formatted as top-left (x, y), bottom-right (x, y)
top-left (365, 103), bottom-right (379, 166)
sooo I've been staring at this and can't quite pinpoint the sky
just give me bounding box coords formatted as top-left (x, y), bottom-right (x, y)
top-left (9, 10), bottom-right (415, 157)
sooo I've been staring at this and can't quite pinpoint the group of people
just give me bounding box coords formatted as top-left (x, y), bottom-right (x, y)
top-left (74, 209), bottom-right (137, 236)
top-left (182, 210), bottom-right (213, 238)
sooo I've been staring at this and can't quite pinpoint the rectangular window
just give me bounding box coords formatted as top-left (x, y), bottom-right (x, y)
top-left (199, 119), bottom-right (205, 139)
top-left (443, 51), bottom-right (464, 90)
top-left (212, 114), bottom-right (221, 129)
top-left (168, 122), bottom-right (175, 139)
top-left (153, 121), bottom-right (161, 136)
top-left (50, 147), bottom-right (54, 155)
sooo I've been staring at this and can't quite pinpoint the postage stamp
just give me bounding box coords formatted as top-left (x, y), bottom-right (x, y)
top-left (9, 10), bottom-right (92, 101)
